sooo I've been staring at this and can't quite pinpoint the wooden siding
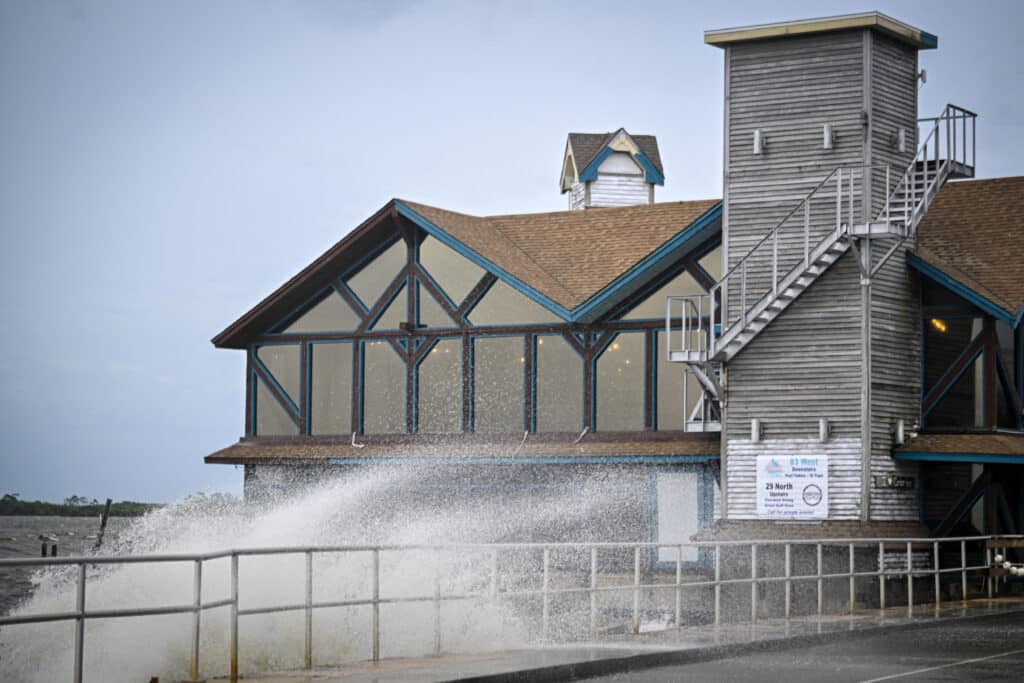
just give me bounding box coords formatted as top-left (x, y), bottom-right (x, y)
top-left (724, 31), bottom-right (867, 325)
top-left (867, 33), bottom-right (921, 521)
top-left (725, 252), bottom-right (864, 440)
top-left (569, 182), bottom-right (587, 210)
top-left (589, 174), bottom-right (652, 208)
top-left (725, 437), bottom-right (862, 520)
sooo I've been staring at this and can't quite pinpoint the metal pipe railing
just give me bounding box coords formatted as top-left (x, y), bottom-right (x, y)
top-left (0, 534), bottom-right (1012, 683)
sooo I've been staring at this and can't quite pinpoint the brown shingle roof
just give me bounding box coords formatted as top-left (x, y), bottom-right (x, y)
top-left (205, 433), bottom-right (720, 465)
top-left (894, 431), bottom-right (1024, 457)
top-left (403, 199), bottom-right (719, 310)
top-left (916, 177), bottom-right (1024, 317)
top-left (567, 131), bottom-right (664, 176)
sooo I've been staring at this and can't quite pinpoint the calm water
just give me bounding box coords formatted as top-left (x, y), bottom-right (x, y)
top-left (0, 516), bottom-right (130, 614)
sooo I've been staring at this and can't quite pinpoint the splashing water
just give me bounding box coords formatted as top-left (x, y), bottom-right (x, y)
top-left (0, 464), bottom-right (656, 682)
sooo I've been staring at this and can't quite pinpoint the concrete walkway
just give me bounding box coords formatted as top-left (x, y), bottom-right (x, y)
top-left (226, 598), bottom-right (1024, 683)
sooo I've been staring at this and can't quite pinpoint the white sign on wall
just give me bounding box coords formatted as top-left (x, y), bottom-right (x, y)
top-left (756, 455), bottom-right (828, 519)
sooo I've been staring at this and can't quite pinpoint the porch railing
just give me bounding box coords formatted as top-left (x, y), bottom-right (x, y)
top-left (0, 535), bottom-right (1013, 683)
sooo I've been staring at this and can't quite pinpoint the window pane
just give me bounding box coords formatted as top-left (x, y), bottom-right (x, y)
top-left (657, 331), bottom-right (701, 430)
top-left (536, 335), bottom-right (582, 432)
top-left (623, 270), bottom-right (703, 320)
top-left (474, 337), bottom-right (524, 433)
top-left (283, 290), bottom-right (360, 334)
top-left (418, 339), bottom-right (462, 433)
top-left (698, 245), bottom-right (722, 283)
top-left (256, 344), bottom-right (300, 406)
top-left (363, 341), bottom-right (407, 434)
top-left (929, 356), bottom-right (983, 428)
top-left (596, 332), bottom-right (645, 431)
top-left (924, 317), bottom-right (981, 394)
top-left (370, 283), bottom-right (407, 331)
top-left (255, 378), bottom-right (297, 436)
top-left (468, 280), bottom-right (560, 326)
top-left (346, 239), bottom-right (406, 310)
top-left (311, 343), bottom-right (352, 435)
top-left (419, 235), bottom-right (486, 306)
top-left (418, 281), bottom-right (457, 329)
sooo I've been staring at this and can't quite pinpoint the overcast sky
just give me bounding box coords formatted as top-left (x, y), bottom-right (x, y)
top-left (1, 0), bottom-right (1021, 503)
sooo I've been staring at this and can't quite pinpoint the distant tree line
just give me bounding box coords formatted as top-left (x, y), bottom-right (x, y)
top-left (0, 493), bottom-right (161, 517)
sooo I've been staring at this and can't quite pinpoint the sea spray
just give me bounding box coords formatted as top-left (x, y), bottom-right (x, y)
top-left (0, 464), bottom-right (657, 682)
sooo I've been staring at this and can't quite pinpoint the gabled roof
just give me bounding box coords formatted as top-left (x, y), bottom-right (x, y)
top-left (913, 176), bottom-right (1024, 325)
top-left (212, 197), bottom-right (721, 349)
top-left (562, 130), bottom-right (664, 192)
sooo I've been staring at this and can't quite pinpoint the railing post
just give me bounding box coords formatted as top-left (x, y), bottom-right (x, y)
top-left (784, 544), bottom-right (791, 620)
top-left (986, 546), bottom-right (993, 599)
top-left (960, 540), bottom-right (967, 602)
top-left (675, 545), bottom-right (683, 628)
top-left (190, 559), bottom-right (202, 682)
top-left (433, 551), bottom-right (442, 656)
top-left (740, 262), bottom-right (747, 327)
top-left (304, 551), bottom-right (313, 670)
top-left (879, 541), bottom-right (886, 610)
top-left (372, 549), bottom-right (380, 661)
top-left (933, 541), bottom-right (941, 607)
top-left (884, 165), bottom-right (891, 226)
top-left (804, 200), bottom-right (810, 267)
top-left (772, 230), bottom-right (778, 295)
top-left (490, 550), bottom-right (498, 599)
top-left (230, 553), bottom-right (239, 682)
top-left (73, 563), bottom-right (85, 683)
top-left (906, 542), bottom-right (913, 615)
top-left (848, 543), bottom-right (855, 615)
top-left (714, 545), bottom-right (721, 627)
top-left (836, 171), bottom-right (842, 229)
top-left (590, 547), bottom-right (598, 638)
top-left (816, 543), bottom-right (823, 616)
top-left (750, 544), bottom-right (758, 624)
top-left (632, 547), bottom-right (641, 635)
top-left (848, 170), bottom-right (854, 229)
top-left (543, 547), bottom-right (551, 641)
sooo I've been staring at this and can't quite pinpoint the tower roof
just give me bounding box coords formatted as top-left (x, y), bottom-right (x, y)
top-left (705, 11), bottom-right (937, 50)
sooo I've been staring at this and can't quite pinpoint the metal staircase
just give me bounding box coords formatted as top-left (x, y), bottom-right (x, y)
top-left (667, 104), bottom-right (976, 427)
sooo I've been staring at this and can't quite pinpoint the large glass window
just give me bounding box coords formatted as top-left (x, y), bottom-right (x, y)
top-left (418, 281), bottom-right (457, 329)
top-left (929, 356), bottom-right (983, 428)
top-left (311, 343), bottom-right (352, 435)
top-left (924, 317), bottom-right (982, 394)
top-left (363, 341), bottom-right (406, 434)
top-left (596, 332), bottom-right (645, 431)
top-left (346, 239), bottom-right (406, 310)
top-left (468, 280), bottom-right (561, 326)
top-left (697, 245), bottom-right (722, 283)
top-left (623, 270), bottom-right (704, 321)
top-left (473, 337), bottom-right (524, 433)
top-left (283, 290), bottom-right (360, 334)
top-left (417, 339), bottom-right (462, 433)
top-left (369, 283), bottom-right (407, 331)
top-left (535, 335), bottom-right (582, 432)
top-left (255, 377), bottom-right (297, 436)
top-left (256, 344), bottom-right (300, 406)
top-left (657, 331), bottom-right (701, 430)
top-left (419, 235), bottom-right (486, 306)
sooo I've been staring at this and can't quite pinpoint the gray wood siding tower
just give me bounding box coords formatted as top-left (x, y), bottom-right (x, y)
top-left (676, 13), bottom-right (974, 530)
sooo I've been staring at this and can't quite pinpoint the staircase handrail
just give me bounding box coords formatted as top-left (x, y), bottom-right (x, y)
top-left (872, 104), bottom-right (976, 275)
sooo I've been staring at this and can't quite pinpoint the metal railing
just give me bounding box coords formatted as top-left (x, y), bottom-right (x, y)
top-left (0, 535), bottom-right (1009, 683)
top-left (666, 104), bottom-right (977, 360)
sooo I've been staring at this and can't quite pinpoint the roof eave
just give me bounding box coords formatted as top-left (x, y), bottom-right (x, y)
top-left (705, 12), bottom-right (937, 51)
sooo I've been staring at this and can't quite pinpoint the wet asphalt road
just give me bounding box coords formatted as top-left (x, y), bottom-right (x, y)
top-left (584, 613), bottom-right (1024, 681)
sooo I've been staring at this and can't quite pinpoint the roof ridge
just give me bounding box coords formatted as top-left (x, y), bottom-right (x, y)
top-left (485, 214), bottom-right (583, 301)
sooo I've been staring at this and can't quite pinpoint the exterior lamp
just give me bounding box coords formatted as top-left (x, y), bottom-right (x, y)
top-left (818, 417), bottom-right (831, 443)
top-left (929, 318), bottom-right (948, 333)
top-left (823, 124), bottom-right (835, 150)
top-left (751, 418), bottom-right (763, 443)
top-left (753, 129), bottom-right (766, 155)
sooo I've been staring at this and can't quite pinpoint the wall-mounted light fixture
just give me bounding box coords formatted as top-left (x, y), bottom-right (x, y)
top-left (753, 129), bottom-right (766, 155)
top-left (751, 418), bottom-right (763, 443)
top-left (891, 418), bottom-right (905, 446)
top-left (818, 417), bottom-right (831, 443)
top-left (896, 127), bottom-right (908, 153)
top-left (929, 318), bottom-right (948, 333)
top-left (823, 124), bottom-right (835, 150)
